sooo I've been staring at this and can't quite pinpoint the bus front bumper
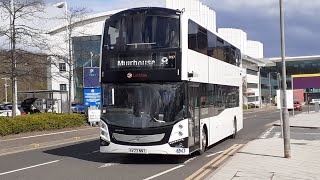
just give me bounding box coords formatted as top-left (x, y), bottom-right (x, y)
top-left (100, 142), bottom-right (190, 155)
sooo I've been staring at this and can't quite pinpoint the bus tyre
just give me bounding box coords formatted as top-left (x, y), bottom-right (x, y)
top-left (232, 119), bottom-right (237, 139)
top-left (198, 127), bottom-right (207, 155)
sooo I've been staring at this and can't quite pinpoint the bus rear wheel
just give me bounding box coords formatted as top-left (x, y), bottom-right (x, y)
top-left (232, 118), bottom-right (237, 139)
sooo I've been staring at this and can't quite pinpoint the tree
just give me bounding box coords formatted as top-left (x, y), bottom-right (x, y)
top-left (0, 0), bottom-right (49, 118)
top-left (48, 5), bottom-right (91, 113)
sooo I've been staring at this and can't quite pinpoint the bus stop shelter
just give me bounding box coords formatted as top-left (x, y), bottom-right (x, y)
top-left (18, 90), bottom-right (68, 113)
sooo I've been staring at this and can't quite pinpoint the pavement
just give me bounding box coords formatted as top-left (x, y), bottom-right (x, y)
top-left (0, 126), bottom-right (98, 156)
top-left (207, 111), bottom-right (320, 180)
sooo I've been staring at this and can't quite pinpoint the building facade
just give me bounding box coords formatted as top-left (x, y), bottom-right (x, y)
top-left (261, 56), bottom-right (320, 103)
top-left (217, 28), bottom-right (265, 107)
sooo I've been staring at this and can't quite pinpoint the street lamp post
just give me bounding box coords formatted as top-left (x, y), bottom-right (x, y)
top-left (54, 1), bottom-right (72, 114)
top-left (279, 0), bottom-right (291, 158)
top-left (90, 52), bottom-right (93, 67)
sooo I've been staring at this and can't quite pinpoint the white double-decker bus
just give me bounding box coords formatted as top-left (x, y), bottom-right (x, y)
top-left (100, 7), bottom-right (243, 155)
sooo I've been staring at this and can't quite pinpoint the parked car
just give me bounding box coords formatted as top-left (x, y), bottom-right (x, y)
top-left (0, 103), bottom-right (22, 116)
top-left (310, 99), bottom-right (320, 104)
top-left (293, 101), bottom-right (302, 111)
top-left (0, 105), bottom-right (11, 116)
top-left (248, 103), bottom-right (259, 108)
top-left (71, 103), bottom-right (85, 114)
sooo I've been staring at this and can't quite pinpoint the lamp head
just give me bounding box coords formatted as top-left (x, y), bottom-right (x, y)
top-left (53, 2), bottom-right (65, 8)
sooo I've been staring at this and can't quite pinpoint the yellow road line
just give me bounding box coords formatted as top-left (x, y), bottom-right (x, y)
top-left (194, 144), bottom-right (244, 180)
top-left (185, 144), bottom-right (240, 180)
top-left (31, 143), bottom-right (40, 148)
top-left (74, 137), bottom-right (81, 140)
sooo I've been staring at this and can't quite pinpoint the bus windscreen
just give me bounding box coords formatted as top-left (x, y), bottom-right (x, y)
top-left (104, 14), bottom-right (180, 51)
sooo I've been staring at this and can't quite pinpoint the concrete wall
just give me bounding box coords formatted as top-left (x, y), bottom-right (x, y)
top-left (247, 40), bottom-right (264, 58)
top-left (218, 28), bottom-right (247, 54)
top-left (166, 0), bottom-right (216, 32)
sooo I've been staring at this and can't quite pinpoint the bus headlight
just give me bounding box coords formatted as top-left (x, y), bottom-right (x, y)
top-left (101, 123), bottom-right (106, 129)
top-left (169, 137), bottom-right (188, 148)
top-left (168, 119), bottom-right (188, 143)
top-left (100, 120), bottom-right (110, 146)
top-left (100, 137), bottom-right (110, 146)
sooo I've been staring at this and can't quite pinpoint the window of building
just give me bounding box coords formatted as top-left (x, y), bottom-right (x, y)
top-left (248, 96), bottom-right (258, 102)
top-left (59, 63), bottom-right (66, 72)
top-left (247, 69), bottom-right (258, 76)
top-left (247, 83), bottom-right (258, 88)
top-left (60, 84), bottom-right (67, 91)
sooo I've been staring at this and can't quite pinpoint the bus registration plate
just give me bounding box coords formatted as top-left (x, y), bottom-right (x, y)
top-left (129, 148), bottom-right (147, 154)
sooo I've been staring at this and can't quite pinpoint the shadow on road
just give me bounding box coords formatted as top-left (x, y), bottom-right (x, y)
top-left (44, 139), bottom-right (193, 165)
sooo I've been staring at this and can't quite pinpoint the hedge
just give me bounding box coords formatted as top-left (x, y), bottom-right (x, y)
top-left (0, 113), bottom-right (88, 136)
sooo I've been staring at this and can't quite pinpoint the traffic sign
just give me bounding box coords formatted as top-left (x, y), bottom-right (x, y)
top-left (83, 67), bottom-right (100, 88)
top-left (84, 88), bottom-right (101, 107)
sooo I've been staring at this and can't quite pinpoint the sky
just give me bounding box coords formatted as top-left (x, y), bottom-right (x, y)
top-left (6, 0), bottom-right (320, 58)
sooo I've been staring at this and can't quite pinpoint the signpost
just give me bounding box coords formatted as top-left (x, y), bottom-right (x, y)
top-left (88, 109), bottom-right (100, 125)
top-left (83, 67), bottom-right (101, 126)
top-left (84, 88), bottom-right (101, 107)
top-left (83, 67), bottom-right (100, 88)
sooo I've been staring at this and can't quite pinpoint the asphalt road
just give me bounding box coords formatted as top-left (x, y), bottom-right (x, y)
top-left (0, 107), bottom-right (306, 180)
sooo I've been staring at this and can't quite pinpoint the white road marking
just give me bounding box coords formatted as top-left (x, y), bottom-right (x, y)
top-left (273, 132), bottom-right (281, 138)
top-left (99, 163), bottom-right (119, 168)
top-left (0, 160), bottom-right (60, 176)
top-left (0, 127), bottom-right (97, 142)
top-left (183, 157), bottom-right (196, 164)
top-left (142, 165), bottom-right (185, 180)
top-left (260, 126), bottom-right (275, 139)
top-left (265, 122), bottom-right (276, 127)
top-left (206, 151), bottom-right (223, 157)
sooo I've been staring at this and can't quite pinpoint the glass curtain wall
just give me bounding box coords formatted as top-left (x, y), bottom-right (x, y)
top-left (72, 35), bottom-right (101, 103)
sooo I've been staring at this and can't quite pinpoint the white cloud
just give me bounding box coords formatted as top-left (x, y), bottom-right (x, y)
top-left (202, 0), bottom-right (320, 18)
top-left (203, 0), bottom-right (278, 17)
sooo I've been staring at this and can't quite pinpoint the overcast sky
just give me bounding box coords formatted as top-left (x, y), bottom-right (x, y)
top-left (28, 0), bottom-right (320, 58)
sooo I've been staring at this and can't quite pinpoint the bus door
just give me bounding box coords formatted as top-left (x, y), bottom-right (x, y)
top-left (188, 84), bottom-right (201, 151)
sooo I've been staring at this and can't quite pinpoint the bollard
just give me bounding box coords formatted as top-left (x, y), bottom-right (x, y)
top-left (315, 102), bottom-right (319, 112)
